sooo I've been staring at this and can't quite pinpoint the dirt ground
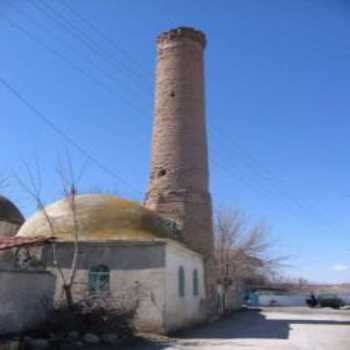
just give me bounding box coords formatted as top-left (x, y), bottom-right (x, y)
top-left (128, 307), bottom-right (350, 350)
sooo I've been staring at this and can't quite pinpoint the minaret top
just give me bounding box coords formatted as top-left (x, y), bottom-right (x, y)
top-left (157, 26), bottom-right (206, 48)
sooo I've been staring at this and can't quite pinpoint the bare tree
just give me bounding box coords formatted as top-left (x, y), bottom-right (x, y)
top-left (56, 156), bottom-right (81, 309)
top-left (267, 275), bottom-right (311, 293)
top-left (16, 160), bottom-right (81, 310)
top-left (0, 175), bottom-right (8, 189)
top-left (215, 208), bottom-right (286, 289)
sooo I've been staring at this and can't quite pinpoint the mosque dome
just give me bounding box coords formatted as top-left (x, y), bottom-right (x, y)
top-left (17, 193), bottom-right (180, 242)
top-left (0, 195), bottom-right (24, 236)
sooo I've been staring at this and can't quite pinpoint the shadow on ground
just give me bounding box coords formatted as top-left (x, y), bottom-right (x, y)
top-left (174, 308), bottom-right (350, 341)
top-left (126, 308), bottom-right (350, 349)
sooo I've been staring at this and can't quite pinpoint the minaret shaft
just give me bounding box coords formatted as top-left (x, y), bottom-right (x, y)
top-left (145, 27), bottom-right (213, 255)
top-left (145, 27), bottom-right (216, 310)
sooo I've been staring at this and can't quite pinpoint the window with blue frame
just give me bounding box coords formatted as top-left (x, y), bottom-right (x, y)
top-left (193, 269), bottom-right (199, 296)
top-left (178, 266), bottom-right (185, 297)
top-left (88, 265), bottom-right (110, 294)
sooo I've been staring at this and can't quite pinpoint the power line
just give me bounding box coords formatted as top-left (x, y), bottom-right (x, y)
top-left (2, 2), bottom-right (334, 232)
top-left (208, 143), bottom-right (304, 218)
top-left (0, 76), bottom-right (143, 198)
top-left (31, 0), bottom-right (152, 93)
top-left (209, 130), bottom-right (306, 211)
top-left (208, 128), bottom-right (336, 232)
top-left (39, 2), bottom-right (290, 205)
top-left (37, 0), bottom-right (319, 219)
top-left (14, 1), bottom-right (152, 112)
top-left (56, 0), bottom-right (153, 81)
top-left (2, 4), bottom-right (152, 155)
top-left (2, 8), bottom-right (314, 224)
top-left (0, 11), bottom-right (148, 119)
top-left (1, 14), bottom-right (110, 95)
top-left (28, 1), bottom-right (285, 198)
top-left (2, 8), bottom-right (300, 215)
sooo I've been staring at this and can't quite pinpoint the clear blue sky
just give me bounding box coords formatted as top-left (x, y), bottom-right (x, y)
top-left (1, 0), bottom-right (349, 283)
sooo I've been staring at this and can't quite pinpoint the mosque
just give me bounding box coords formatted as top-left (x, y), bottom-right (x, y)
top-left (1, 27), bottom-right (216, 333)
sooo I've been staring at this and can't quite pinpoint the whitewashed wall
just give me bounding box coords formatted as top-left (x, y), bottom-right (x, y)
top-left (51, 267), bottom-right (166, 332)
top-left (111, 268), bottom-right (166, 332)
top-left (41, 241), bottom-right (207, 334)
top-left (43, 242), bottom-right (167, 333)
top-left (164, 241), bottom-right (206, 332)
top-left (257, 294), bottom-right (307, 306)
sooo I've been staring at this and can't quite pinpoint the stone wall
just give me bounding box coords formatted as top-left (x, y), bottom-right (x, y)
top-left (0, 269), bottom-right (56, 335)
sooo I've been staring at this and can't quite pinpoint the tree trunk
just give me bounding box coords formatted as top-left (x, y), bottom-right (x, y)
top-left (63, 284), bottom-right (74, 310)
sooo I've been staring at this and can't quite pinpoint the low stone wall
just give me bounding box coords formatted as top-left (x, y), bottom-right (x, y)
top-left (0, 269), bottom-right (56, 335)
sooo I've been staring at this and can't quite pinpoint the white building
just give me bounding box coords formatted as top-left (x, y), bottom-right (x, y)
top-left (17, 194), bottom-right (207, 333)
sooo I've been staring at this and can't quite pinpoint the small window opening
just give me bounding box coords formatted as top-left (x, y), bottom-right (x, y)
top-left (193, 269), bottom-right (199, 296)
top-left (158, 169), bottom-right (167, 177)
top-left (178, 266), bottom-right (185, 297)
top-left (170, 91), bottom-right (175, 97)
top-left (89, 265), bottom-right (110, 295)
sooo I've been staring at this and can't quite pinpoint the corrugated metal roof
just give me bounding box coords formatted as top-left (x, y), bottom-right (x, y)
top-left (0, 236), bottom-right (53, 251)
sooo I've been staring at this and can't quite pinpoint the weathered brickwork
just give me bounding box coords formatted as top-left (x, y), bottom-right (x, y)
top-left (145, 27), bottom-right (216, 313)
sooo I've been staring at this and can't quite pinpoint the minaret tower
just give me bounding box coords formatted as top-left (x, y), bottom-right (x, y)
top-left (145, 27), bottom-right (215, 304)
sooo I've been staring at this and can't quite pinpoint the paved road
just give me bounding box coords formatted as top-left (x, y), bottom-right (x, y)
top-left (131, 307), bottom-right (350, 350)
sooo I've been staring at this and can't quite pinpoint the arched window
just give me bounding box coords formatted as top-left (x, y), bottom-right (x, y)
top-left (178, 266), bottom-right (185, 297)
top-left (88, 265), bottom-right (110, 294)
top-left (193, 269), bottom-right (199, 296)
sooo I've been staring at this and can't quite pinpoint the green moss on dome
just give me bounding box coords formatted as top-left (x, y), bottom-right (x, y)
top-left (17, 193), bottom-right (181, 242)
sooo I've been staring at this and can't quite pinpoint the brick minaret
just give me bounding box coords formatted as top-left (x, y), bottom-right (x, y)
top-left (145, 27), bottom-right (216, 310)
